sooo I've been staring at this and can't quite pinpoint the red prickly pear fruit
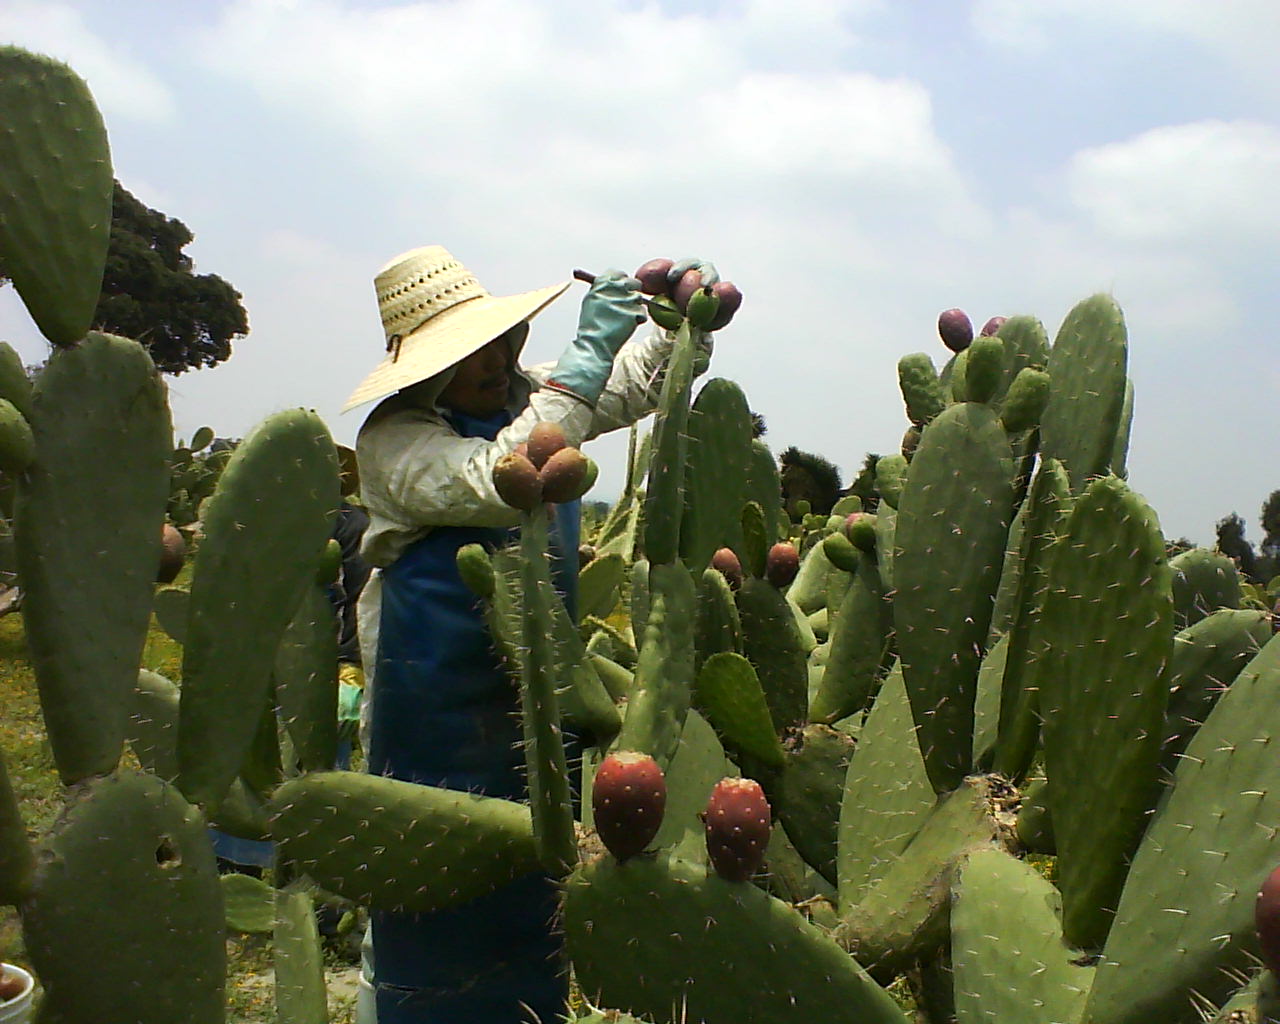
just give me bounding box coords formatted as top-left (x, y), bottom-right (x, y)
top-left (592, 751), bottom-right (667, 862)
top-left (539, 447), bottom-right (591, 503)
top-left (980, 315), bottom-right (1007, 337)
top-left (843, 512), bottom-right (878, 554)
top-left (672, 269), bottom-right (704, 313)
top-left (634, 258), bottom-right (676, 297)
top-left (704, 777), bottom-right (771, 882)
top-left (526, 422), bottom-right (567, 470)
top-left (493, 451), bottom-right (542, 511)
top-left (711, 547), bottom-right (744, 590)
top-left (764, 542), bottom-right (799, 589)
top-left (157, 523), bottom-right (186, 585)
top-left (1257, 862), bottom-right (1280, 972)
top-left (938, 308), bottom-right (973, 353)
top-left (706, 281), bottom-right (743, 330)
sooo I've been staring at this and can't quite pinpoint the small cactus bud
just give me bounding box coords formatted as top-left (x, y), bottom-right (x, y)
top-left (764, 543), bottom-right (799, 589)
top-left (821, 532), bottom-right (859, 573)
top-left (314, 537), bottom-right (342, 587)
top-left (686, 286), bottom-right (720, 330)
top-left (634, 258), bottom-right (675, 296)
top-left (980, 315), bottom-right (1006, 337)
top-left (711, 548), bottom-right (743, 590)
top-left (526, 422), bottom-right (567, 470)
top-left (938, 308), bottom-right (973, 353)
top-left (493, 451), bottom-right (542, 511)
top-left (539, 447), bottom-right (591, 503)
top-left (456, 543), bottom-right (495, 599)
top-left (704, 777), bottom-right (771, 882)
top-left (646, 295), bottom-right (684, 331)
top-left (593, 751), bottom-right (667, 862)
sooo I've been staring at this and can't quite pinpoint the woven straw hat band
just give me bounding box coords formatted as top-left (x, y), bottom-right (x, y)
top-left (376, 245), bottom-right (490, 348)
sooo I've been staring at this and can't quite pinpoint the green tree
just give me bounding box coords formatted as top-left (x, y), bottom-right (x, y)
top-left (1215, 512), bottom-right (1258, 580)
top-left (92, 182), bottom-right (248, 374)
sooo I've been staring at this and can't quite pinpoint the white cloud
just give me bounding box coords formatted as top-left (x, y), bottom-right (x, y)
top-left (0, 1), bottom-right (176, 123)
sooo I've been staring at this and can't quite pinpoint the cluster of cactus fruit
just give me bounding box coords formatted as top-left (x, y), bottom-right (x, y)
top-left (7, 40), bottom-right (1280, 1024)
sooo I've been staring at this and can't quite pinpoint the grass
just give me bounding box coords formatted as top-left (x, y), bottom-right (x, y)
top-left (0, 562), bottom-right (364, 1022)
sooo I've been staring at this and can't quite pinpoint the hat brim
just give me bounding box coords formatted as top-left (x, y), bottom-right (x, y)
top-left (343, 280), bottom-right (571, 412)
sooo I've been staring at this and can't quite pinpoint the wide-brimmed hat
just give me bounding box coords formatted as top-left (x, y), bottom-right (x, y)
top-left (342, 245), bottom-right (570, 412)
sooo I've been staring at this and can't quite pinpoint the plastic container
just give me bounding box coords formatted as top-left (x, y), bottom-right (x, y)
top-left (0, 963), bottom-right (34, 1023)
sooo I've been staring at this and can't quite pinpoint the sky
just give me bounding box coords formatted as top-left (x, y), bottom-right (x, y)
top-left (1, 0), bottom-right (1278, 546)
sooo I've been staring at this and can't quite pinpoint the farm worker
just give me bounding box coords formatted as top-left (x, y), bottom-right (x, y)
top-left (342, 244), bottom-right (718, 1024)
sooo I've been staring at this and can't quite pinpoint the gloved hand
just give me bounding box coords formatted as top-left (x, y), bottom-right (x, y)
top-left (548, 269), bottom-right (644, 406)
top-left (666, 257), bottom-right (720, 288)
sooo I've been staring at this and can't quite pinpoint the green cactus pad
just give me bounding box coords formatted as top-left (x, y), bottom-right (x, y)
top-left (273, 582), bottom-right (339, 774)
top-left (14, 333), bottom-right (171, 784)
top-left (1039, 294), bottom-right (1128, 492)
top-left (1169, 546), bottom-right (1242, 630)
top-left (0, 47), bottom-right (113, 345)
top-left (614, 560), bottom-right (697, 769)
top-left (0, 342), bottom-right (33, 421)
top-left (811, 550), bottom-right (893, 724)
top-left (268, 770), bottom-right (539, 913)
top-left (744, 438), bottom-right (783, 548)
top-left (736, 575), bottom-right (810, 734)
top-left (178, 408), bottom-right (339, 811)
top-left (786, 535), bottom-right (839, 615)
top-left (564, 852), bottom-right (911, 1024)
top-left (994, 314), bottom-right (1051, 387)
top-left (961, 335), bottom-right (1005, 405)
top-left (694, 565), bottom-right (743, 669)
top-left (578, 550), bottom-right (626, 621)
top-left (0, 747), bottom-right (33, 907)
top-left (894, 402), bottom-right (1014, 793)
top-left (0, 399), bottom-right (34, 474)
top-left (874, 454), bottom-right (909, 511)
top-left (694, 652), bottom-right (787, 767)
top-left (274, 886), bottom-right (328, 1024)
top-left (898, 353), bottom-right (948, 425)
top-left (1082, 635), bottom-right (1280, 1024)
top-left (775, 723), bottom-right (856, 885)
top-left (951, 847), bottom-right (1093, 1024)
top-left (644, 323), bottom-right (697, 564)
top-left (1038, 475), bottom-right (1172, 951)
top-left (999, 366), bottom-right (1052, 433)
top-left (221, 872), bottom-right (275, 934)
top-left (152, 586), bottom-right (189, 645)
top-left (680, 377), bottom-right (753, 573)
top-left (22, 770), bottom-right (225, 1023)
top-left (837, 666), bottom-right (935, 908)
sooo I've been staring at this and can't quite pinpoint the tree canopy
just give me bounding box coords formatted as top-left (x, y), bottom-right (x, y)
top-left (92, 182), bottom-right (248, 374)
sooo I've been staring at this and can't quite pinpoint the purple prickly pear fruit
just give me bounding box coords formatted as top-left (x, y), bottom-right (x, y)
top-left (980, 315), bottom-right (1007, 337)
top-left (493, 451), bottom-right (542, 511)
top-left (843, 512), bottom-right (878, 555)
top-left (938, 308), bottom-right (973, 353)
top-left (157, 523), bottom-right (186, 584)
top-left (1257, 862), bottom-right (1280, 972)
top-left (706, 281), bottom-right (743, 331)
top-left (764, 542), bottom-right (799, 589)
top-left (704, 777), bottom-right (771, 882)
top-left (711, 548), bottom-right (744, 590)
top-left (592, 751), bottom-right (667, 862)
top-left (634, 258), bottom-right (675, 297)
top-left (539, 447), bottom-right (591, 503)
top-left (526, 421), bottom-right (567, 470)
top-left (672, 269), bottom-right (704, 313)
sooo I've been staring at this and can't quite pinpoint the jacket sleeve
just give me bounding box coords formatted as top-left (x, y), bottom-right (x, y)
top-left (357, 386), bottom-right (595, 530)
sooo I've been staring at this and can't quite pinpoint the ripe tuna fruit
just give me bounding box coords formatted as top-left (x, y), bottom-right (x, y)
top-left (634, 258), bottom-right (675, 297)
top-left (938, 308), bottom-right (973, 353)
top-left (493, 451), bottom-right (542, 511)
top-left (980, 315), bottom-right (1007, 337)
top-left (1256, 862), bottom-right (1280, 972)
top-left (704, 777), bottom-right (771, 882)
top-left (157, 523), bottom-right (186, 584)
top-left (539, 447), bottom-right (591, 503)
top-left (706, 281), bottom-right (743, 331)
top-left (764, 543), bottom-right (800, 589)
top-left (592, 751), bottom-right (667, 862)
top-left (711, 547), bottom-right (744, 590)
top-left (526, 422), bottom-right (567, 470)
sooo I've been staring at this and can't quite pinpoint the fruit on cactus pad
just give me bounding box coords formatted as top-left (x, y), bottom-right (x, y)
top-left (980, 315), bottom-right (1007, 337)
top-left (938, 308), bottom-right (973, 353)
top-left (592, 751), bottom-right (667, 862)
top-left (711, 548), bottom-right (744, 590)
top-left (765, 543), bottom-right (800, 589)
top-left (704, 777), bottom-right (771, 882)
top-left (493, 451), bottom-right (542, 511)
top-left (527, 422), bottom-right (567, 470)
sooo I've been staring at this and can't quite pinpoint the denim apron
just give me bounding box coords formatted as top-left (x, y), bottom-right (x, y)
top-left (368, 407), bottom-right (580, 1024)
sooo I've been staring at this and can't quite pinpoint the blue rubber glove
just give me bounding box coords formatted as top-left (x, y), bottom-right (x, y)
top-left (666, 257), bottom-right (720, 288)
top-left (547, 269), bottom-right (644, 406)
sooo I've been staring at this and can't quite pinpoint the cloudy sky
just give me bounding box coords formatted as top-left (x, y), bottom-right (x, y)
top-left (2, 0), bottom-right (1277, 546)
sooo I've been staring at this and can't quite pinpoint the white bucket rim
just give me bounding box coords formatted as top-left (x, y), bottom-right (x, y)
top-left (0, 962), bottom-right (33, 1008)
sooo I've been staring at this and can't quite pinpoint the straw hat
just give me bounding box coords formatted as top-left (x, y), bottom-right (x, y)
top-left (343, 245), bottom-right (570, 412)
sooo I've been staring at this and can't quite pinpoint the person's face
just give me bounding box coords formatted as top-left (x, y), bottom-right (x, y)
top-left (439, 323), bottom-right (526, 417)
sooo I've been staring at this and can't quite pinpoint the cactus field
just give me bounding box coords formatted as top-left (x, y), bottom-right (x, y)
top-left (6, 41), bottom-right (1280, 1024)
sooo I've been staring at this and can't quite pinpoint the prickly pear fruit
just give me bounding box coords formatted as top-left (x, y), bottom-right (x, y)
top-left (634, 258), bottom-right (675, 296)
top-left (938, 308), bottom-right (973, 353)
top-left (540, 447), bottom-right (591, 503)
top-left (764, 543), bottom-right (799, 589)
top-left (711, 548), bottom-right (744, 590)
top-left (456, 542), bottom-right (496, 599)
top-left (157, 523), bottom-right (187, 585)
top-left (592, 751), bottom-right (666, 862)
top-left (672, 269), bottom-right (703, 313)
top-left (646, 295), bottom-right (684, 331)
top-left (704, 777), bottom-right (771, 882)
top-left (843, 512), bottom-right (878, 554)
top-left (493, 451), bottom-right (542, 511)
top-left (706, 281), bottom-right (743, 331)
top-left (526, 422), bottom-right (567, 470)
top-left (1257, 862), bottom-right (1280, 973)
top-left (1000, 367), bottom-right (1051, 433)
top-left (686, 286), bottom-right (720, 330)
top-left (980, 315), bottom-right (1006, 337)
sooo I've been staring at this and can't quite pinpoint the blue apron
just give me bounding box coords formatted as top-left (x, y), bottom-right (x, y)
top-left (368, 408), bottom-right (580, 1024)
